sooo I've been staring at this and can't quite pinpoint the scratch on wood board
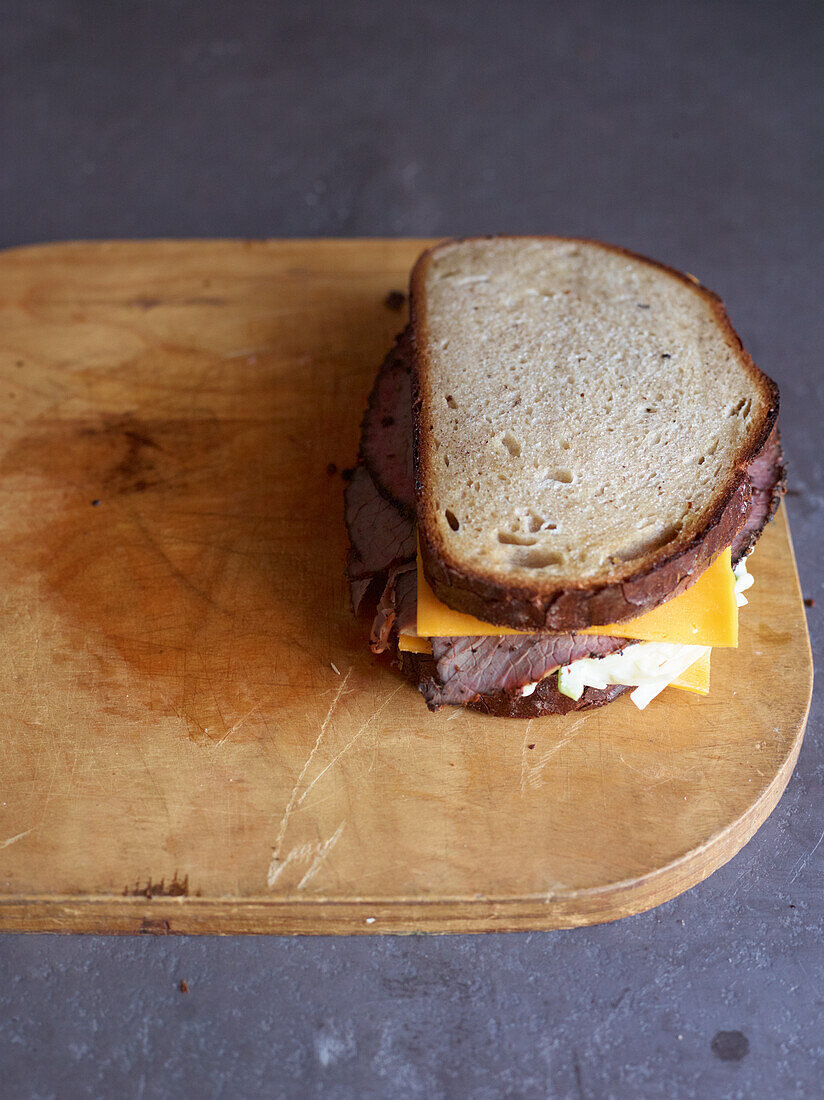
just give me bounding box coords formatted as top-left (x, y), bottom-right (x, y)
top-left (518, 721), bottom-right (534, 795)
top-left (0, 828), bottom-right (32, 850)
top-left (296, 684), bottom-right (403, 808)
top-left (267, 822), bottom-right (346, 890)
top-left (214, 701), bottom-right (263, 747)
top-left (616, 754), bottom-right (672, 786)
top-left (520, 717), bottom-right (588, 795)
top-left (296, 822), bottom-right (346, 889)
top-left (597, 713), bottom-right (608, 812)
top-left (267, 669), bottom-right (352, 881)
top-left (224, 345), bottom-right (275, 359)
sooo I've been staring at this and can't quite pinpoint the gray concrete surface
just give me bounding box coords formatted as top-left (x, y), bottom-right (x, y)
top-left (1, 1), bottom-right (822, 1096)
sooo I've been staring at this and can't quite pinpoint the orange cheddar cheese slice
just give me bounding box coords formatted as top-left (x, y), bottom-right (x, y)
top-left (414, 547), bottom-right (737, 648)
top-left (398, 633), bottom-right (434, 654)
top-left (671, 649), bottom-right (711, 695)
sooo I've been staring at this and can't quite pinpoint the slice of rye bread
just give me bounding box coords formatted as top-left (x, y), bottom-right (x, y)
top-left (410, 236), bottom-right (780, 632)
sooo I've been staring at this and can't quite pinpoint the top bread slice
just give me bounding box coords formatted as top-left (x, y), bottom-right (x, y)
top-left (410, 236), bottom-right (779, 631)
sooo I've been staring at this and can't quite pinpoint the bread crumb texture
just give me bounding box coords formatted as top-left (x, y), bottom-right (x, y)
top-left (418, 237), bottom-right (769, 587)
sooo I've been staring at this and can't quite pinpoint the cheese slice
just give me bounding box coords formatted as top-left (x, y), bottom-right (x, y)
top-left (398, 635), bottom-right (711, 693)
top-left (398, 634), bottom-right (434, 654)
top-left (414, 547), bottom-right (737, 648)
top-left (672, 649), bottom-right (711, 695)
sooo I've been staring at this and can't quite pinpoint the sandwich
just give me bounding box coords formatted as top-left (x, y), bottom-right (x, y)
top-left (345, 237), bottom-right (785, 716)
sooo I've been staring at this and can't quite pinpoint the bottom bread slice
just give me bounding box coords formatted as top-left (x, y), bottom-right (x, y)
top-left (399, 651), bottom-right (630, 717)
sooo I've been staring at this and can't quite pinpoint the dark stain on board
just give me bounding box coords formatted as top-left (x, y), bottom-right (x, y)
top-left (128, 296), bottom-right (227, 310)
top-left (138, 918), bottom-right (172, 935)
top-left (125, 873), bottom-right (192, 898)
top-left (0, 400), bottom-right (349, 742)
top-left (384, 289), bottom-right (406, 311)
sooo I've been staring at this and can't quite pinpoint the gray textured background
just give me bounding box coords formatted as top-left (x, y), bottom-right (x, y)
top-left (1, 1), bottom-right (822, 1097)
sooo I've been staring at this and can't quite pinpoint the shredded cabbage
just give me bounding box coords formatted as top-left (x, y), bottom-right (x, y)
top-left (733, 554), bottom-right (754, 606)
top-left (555, 559), bottom-right (754, 710)
top-left (557, 642), bottom-right (710, 710)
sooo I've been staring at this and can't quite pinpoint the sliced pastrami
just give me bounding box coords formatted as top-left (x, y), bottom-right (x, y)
top-left (399, 650), bottom-right (630, 716)
top-left (370, 562), bottom-right (417, 654)
top-left (359, 328), bottom-right (415, 514)
top-left (732, 426), bottom-right (786, 562)
top-left (344, 465), bottom-right (415, 581)
top-left (350, 575), bottom-right (373, 615)
top-left (420, 633), bottom-right (627, 709)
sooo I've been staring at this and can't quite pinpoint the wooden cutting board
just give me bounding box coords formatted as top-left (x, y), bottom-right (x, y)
top-left (0, 240), bottom-right (812, 935)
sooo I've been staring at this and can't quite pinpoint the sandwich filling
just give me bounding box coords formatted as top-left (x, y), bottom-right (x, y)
top-left (559, 555), bottom-right (754, 707)
top-left (401, 550), bottom-right (754, 710)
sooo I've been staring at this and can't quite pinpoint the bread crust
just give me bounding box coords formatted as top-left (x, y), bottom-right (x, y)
top-left (410, 236), bottom-right (780, 631)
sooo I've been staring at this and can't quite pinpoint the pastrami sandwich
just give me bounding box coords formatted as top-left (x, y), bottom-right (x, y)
top-left (345, 237), bottom-right (785, 716)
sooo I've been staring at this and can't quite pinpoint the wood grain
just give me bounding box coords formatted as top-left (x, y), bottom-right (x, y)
top-left (0, 240), bottom-right (812, 934)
